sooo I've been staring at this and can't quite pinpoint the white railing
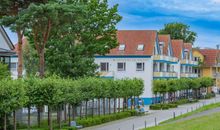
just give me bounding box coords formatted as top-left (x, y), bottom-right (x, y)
top-left (153, 55), bottom-right (178, 63)
top-left (153, 72), bottom-right (178, 78)
top-left (180, 59), bottom-right (198, 65)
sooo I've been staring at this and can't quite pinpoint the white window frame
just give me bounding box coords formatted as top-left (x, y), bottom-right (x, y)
top-left (100, 62), bottom-right (109, 72)
top-left (137, 44), bottom-right (144, 51)
top-left (136, 62), bottom-right (145, 71)
top-left (117, 62), bottom-right (126, 71)
top-left (119, 44), bottom-right (125, 51)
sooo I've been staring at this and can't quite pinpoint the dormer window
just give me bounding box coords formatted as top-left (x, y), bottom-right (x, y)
top-left (137, 44), bottom-right (144, 51)
top-left (119, 44), bottom-right (125, 51)
top-left (184, 49), bottom-right (189, 59)
top-left (159, 42), bottom-right (164, 55)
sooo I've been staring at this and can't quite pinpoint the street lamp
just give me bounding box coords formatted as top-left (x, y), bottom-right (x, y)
top-left (216, 45), bottom-right (220, 90)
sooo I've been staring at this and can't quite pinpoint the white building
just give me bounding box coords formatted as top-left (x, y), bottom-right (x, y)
top-left (0, 26), bottom-right (17, 78)
top-left (95, 30), bottom-right (198, 105)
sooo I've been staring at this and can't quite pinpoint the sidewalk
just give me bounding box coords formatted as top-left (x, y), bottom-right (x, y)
top-left (81, 95), bottom-right (220, 130)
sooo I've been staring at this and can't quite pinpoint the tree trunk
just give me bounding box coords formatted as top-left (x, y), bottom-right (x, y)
top-left (103, 98), bottom-right (105, 115)
top-left (4, 113), bottom-right (6, 130)
top-left (92, 99), bottom-right (94, 117)
top-left (68, 104), bottom-right (71, 127)
top-left (114, 98), bottom-right (116, 113)
top-left (118, 98), bottom-right (120, 113)
top-left (72, 105), bottom-right (75, 120)
top-left (64, 104), bottom-right (67, 122)
top-left (85, 101), bottom-right (88, 118)
top-left (133, 97), bottom-right (135, 109)
top-left (98, 98), bottom-right (100, 116)
top-left (58, 105), bottom-right (61, 130)
top-left (13, 111), bottom-right (16, 130)
top-left (48, 106), bottom-right (52, 130)
top-left (28, 106), bottom-right (30, 130)
top-left (109, 98), bottom-right (111, 114)
top-left (16, 28), bottom-right (23, 78)
top-left (80, 103), bottom-right (82, 119)
top-left (37, 106), bottom-right (41, 128)
top-left (39, 49), bottom-right (45, 78)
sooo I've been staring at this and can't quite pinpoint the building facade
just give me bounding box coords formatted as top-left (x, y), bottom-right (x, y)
top-left (94, 30), bottom-right (198, 105)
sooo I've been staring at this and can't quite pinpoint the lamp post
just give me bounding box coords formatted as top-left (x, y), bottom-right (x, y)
top-left (216, 45), bottom-right (220, 89)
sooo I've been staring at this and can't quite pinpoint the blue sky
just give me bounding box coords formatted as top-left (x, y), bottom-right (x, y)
top-left (109, 0), bottom-right (220, 48)
top-left (6, 0), bottom-right (220, 48)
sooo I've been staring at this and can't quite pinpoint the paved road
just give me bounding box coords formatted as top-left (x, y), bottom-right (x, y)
top-left (81, 95), bottom-right (220, 130)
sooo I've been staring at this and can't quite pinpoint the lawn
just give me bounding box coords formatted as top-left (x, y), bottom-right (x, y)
top-left (144, 112), bottom-right (220, 130)
top-left (160, 102), bottom-right (220, 124)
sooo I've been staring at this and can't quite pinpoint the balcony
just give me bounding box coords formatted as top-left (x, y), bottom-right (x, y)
top-left (213, 73), bottom-right (220, 78)
top-left (180, 73), bottom-right (198, 78)
top-left (98, 71), bottom-right (114, 79)
top-left (180, 59), bottom-right (198, 66)
top-left (153, 71), bottom-right (178, 78)
top-left (153, 55), bottom-right (178, 63)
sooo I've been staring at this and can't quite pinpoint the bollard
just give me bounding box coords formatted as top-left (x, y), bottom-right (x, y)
top-left (191, 107), bottom-right (193, 112)
top-left (155, 117), bottom-right (157, 126)
top-left (187, 108), bottom-right (188, 113)
top-left (181, 112), bottom-right (182, 115)
top-left (133, 124), bottom-right (134, 130)
top-left (145, 120), bottom-right (147, 128)
top-left (173, 112), bottom-right (175, 119)
top-left (118, 128), bottom-right (120, 130)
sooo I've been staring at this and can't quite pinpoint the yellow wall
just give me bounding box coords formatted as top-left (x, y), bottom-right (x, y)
top-left (202, 67), bottom-right (212, 77)
top-left (192, 49), bottom-right (204, 62)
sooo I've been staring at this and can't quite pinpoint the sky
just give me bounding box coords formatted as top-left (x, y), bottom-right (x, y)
top-left (108, 0), bottom-right (220, 48)
top-left (5, 0), bottom-right (220, 48)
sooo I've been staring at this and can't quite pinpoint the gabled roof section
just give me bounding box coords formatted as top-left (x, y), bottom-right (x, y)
top-left (108, 30), bottom-right (157, 56)
top-left (0, 26), bottom-right (14, 50)
top-left (199, 49), bottom-right (220, 67)
top-left (184, 43), bottom-right (193, 59)
top-left (158, 34), bottom-right (171, 56)
top-left (171, 40), bottom-right (184, 59)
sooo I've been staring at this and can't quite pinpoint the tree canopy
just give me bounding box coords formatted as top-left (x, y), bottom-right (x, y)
top-left (159, 22), bottom-right (197, 43)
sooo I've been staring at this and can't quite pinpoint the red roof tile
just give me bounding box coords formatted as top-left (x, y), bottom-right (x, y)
top-left (158, 35), bottom-right (171, 55)
top-left (171, 40), bottom-right (184, 59)
top-left (108, 30), bottom-right (157, 56)
top-left (200, 49), bottom-right (220, 66)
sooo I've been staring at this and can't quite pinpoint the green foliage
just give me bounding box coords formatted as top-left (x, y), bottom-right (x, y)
top-left (0, 62), bottom-right (11, 80)
top-left (159, 22), bottom-right (197, 43)
top-left (0, 79), bottom-right (26, 114)
top-left (149, 104), bottom-right (177, 110)
top-left (45, 0), bottom-right (121, 78)
top-left (76, 111), bottom-right (134, 127)
top-left (153, 78), bottom-right (213, 94)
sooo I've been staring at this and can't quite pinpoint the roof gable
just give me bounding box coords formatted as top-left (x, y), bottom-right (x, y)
top-left (108, 30), bottom-right (157, 56)
top-left (171, 40), bottom-right (184, 59)
top-left (158, 34), bottom-right (172, 56)
top-left (200, 49), bottom-right (220, 66)
top-left (0, 26), bottom-right (14, 51)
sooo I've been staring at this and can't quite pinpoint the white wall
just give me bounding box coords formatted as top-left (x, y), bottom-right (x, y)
top-left (95, 57), bottom-right (154, 98)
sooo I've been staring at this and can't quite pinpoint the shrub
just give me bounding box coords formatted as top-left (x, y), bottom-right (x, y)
top-left (150, 103), bottom-right (178, 110)
top-left (203, 93), bottom-right (216, 99)
top-left (76, 111), bottom-right (134, 127)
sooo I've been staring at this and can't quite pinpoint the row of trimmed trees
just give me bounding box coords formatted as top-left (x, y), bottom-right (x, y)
top-left (153, 77), bottom-right (214, 103)
top-left (0, 77), bottom-right (144, 130)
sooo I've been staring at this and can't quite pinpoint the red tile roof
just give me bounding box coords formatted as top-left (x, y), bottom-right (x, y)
top-left (108, 30), bottom-right (157, 56)
top-left (171, 40), bottom-right (184, 59)
top-left (158, 35), bottom-right (171, 55)
top-left (200, 49), bottom-right (220, 66)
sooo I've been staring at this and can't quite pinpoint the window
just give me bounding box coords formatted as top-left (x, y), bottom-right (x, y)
top-left (136, 62), bottom-right (144, 71)
top-left (119, 44), bottom-right (125, 51)
top-left (137, 44), bottom-right (144, 51)
top-left (194, 57), bottom-right (200, 61)
top-left (100, 62), bottom-right (109, 72)
top-left (117, 62), bottom-right (126, 71)
top-left (10, 63), bottom-right (17, 69)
